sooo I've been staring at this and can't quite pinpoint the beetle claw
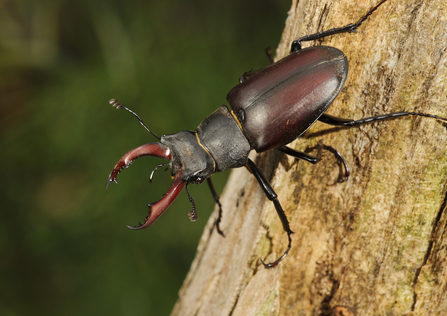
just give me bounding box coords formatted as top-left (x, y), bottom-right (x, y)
top-left (106, 175), bottom-right (119, 189)
top-left (106, 143), bottom-right (171, 189)
top-left (106, 160), bottom-right (127, 189)
top-left (127, 223), bottom-right (143, 230)
top-left (107, 142), bottom-right (187, 229)
top-left (125, 170), bottom-right (186, 230)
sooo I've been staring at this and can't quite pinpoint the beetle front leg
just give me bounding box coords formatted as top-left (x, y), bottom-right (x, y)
top-left (207, 178), bottom-right (225, 236)
top-left (291, 0), bottom-right (388, 52)
top-left (185, 184), bottom-right (198, 222)
top-left (246, 159), bottom-right (293, 268)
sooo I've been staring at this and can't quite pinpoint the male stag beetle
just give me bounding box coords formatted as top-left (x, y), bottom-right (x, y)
top-left (107, 0), bottom-right (447, 268)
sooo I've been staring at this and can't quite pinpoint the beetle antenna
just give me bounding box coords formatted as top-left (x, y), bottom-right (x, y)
top-left (109, 99), bottom-right (160, 140)
top-left (149, 163), bottom-right (170, 183)
top-left (185, 185), bottom-right (198, 222)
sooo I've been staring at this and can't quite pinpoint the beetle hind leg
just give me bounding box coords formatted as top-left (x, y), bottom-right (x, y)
top-left (246, 159), bottom-right (294, 268)
top-left (318, 112), bottom-right (447, 127)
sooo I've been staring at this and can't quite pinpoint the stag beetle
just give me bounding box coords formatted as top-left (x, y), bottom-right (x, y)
top-left (107, 0), bottom-right (447, 268)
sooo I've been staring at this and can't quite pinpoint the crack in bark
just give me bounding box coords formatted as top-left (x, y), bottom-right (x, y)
top-left (320, 276), bottom-right (341, 316)
top-left (411, 187), bottom-right (447, 311)
top-left (316, 3), bottom-right (329, 33)
top-left (392, 1), bottom-right (422, 79)
top-left (228, 293), bottom-right (240, 316)
top-left (260, 221), bottom-right (276, 260)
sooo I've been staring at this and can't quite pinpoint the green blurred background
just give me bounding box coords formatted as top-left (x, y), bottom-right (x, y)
top-left (1, 0), bottom-right (289, 315)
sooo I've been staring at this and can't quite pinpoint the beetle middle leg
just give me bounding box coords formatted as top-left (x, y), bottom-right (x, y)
top-left (278, 143), bottom-right (350, 183)
top-left (246, 158), bottom-right (294, 268)
top-left (207, 178), bottom-right (225, 236)
top-left (290, 0), bottom-right (388, 52)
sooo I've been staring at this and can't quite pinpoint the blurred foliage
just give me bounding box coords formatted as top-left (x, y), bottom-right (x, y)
top-left (0, 0), bottom-right (289, 315)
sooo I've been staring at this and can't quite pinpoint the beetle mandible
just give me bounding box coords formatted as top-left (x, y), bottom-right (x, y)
top-left (106, 0), bottom-right (447, 268)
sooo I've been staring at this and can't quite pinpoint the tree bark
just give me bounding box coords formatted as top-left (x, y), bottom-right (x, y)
top-left (171, 0), bottom-right (447, 315)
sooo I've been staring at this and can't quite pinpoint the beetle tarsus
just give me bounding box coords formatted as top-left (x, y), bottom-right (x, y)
top-left (214, 206), bottom-right (225, 236)
top-left (353, 0), bottom-right (388, 29)
top-left (186, 185), bottom-right (198, 222)
top-left (207, 178), bottom-right (225, 237)
top-left (408, 112), bottom-right (447, 122)
top-left (320, 144), bottom-right (350, 183)
top-left (260, 232), bottom-right (292, 268)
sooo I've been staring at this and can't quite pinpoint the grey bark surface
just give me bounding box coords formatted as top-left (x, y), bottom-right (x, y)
top-left (171, 0), bottom-right (447, 315)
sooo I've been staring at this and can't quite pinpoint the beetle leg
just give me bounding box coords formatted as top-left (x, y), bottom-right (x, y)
top-left (278, 144), bottom-right (350, 183)
top-left (207, 178), bottom-right (225, 236)
top-left (149, 163), bottom-right (170, 183)
top-left (291, 0), bottom-right (388, 52)
top-left (318, 112), bottom-right (447, 127)
top-left (277, 145), bottom-right (321, 164)
top-left (319, 144), bottom-right (350, 183)
top-left (185, 184), bottom-right (198, 222)
top-left (246, 159), bottom-right (294, 268)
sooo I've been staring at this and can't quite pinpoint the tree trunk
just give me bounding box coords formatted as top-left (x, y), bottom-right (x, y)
top-left (171, 0), bottom-right (447, 315)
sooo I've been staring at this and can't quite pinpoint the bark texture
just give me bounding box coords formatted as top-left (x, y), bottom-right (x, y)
top-left (171, 0), bottom-right (447, 315)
